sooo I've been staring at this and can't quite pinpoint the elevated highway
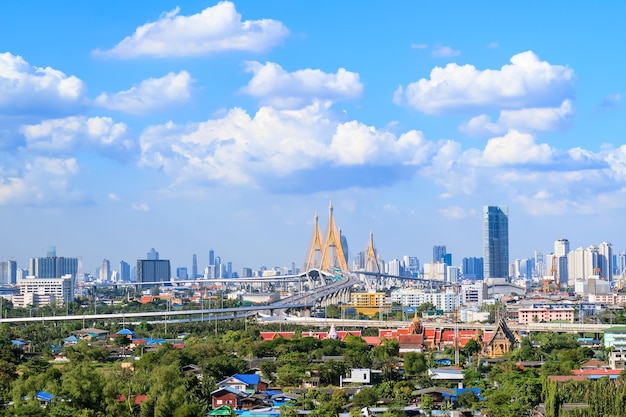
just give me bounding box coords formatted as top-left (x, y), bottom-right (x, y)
top-left (257, 316), bottom-right (613, 335)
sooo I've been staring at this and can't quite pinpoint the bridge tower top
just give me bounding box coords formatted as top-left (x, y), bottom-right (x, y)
top-left (303, 212), bottom-right (324, 272)
top-left (365, 230), bottom-right (380, 273)
top-left (303, 202), bottom-right (349, 272)
top-left (320, 201), bottom-right (349, 271)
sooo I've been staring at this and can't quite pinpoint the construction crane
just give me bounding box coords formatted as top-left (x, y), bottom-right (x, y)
top-left (543, 255), bottom-right (559, 294)
top-left (593, 267), bottom-right (605, 280)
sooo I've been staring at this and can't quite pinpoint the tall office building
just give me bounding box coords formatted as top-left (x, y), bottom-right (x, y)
top-left (433, 245), bottom-right (447, 263)
top-left (100, 259), bottom-right (111, 281)
top-left (340, 231), bottom-right (350, 266)
top-left (215, 256), bottom-right (221, 278)
top-left (0, 262), bottom-right (8, 286)
top-left (119, 260), bottom-right (130, 282)
top-left (462, 257), bottom-right (484, 280)
top-left (554, 238), bottom-right (569, 288)
top-left (192, 254), bottom-right (198, 279)
top-left (29, 256), bottom-right (78, 279)
top-left (619, 252), bottom-right (626, 277)
top-left (598, 242), bottom-right (613, 282)
top-left (176, 267), bottom-right (188, 280)
top-left (137, 259), bottom-right (171, 284)
top-left (8, 260), bottom-right (17, 285)
top-left (47, 246), bottom-right (56, 257)
top-left (483, 206), bottom-right (509, 279)
top-left (534, 250), bottom-right (546, 278)
top-left (209, 249), bottom-right (215, 267)
top-left (147, 248), bottom-right (159, 260)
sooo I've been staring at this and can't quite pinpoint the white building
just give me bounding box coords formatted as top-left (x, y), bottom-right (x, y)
top-left (389, 288), bottom-right (459, 312)
top-left (460, 282), bottom-right (487, 306)
top-left (447, 266), bottom-right (459, 283)
top-left (423, 262), bottom-right (446, 282)
top-left (15, 274), bottom-right (74, 306)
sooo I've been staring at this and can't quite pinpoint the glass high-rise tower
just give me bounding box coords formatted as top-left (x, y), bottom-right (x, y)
top-left (483, 206), bottom-right (509, 279)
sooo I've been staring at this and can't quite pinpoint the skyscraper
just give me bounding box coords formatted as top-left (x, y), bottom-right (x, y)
top-left (598, 242), bottom-right (613, 282)
top-left (100, 259), bottom-right (111, 281)
top-left (147, 248), bottom-right (159, 260)
top-left (483, 206), bottom-right (509, 279)
top-left (119, 260), bottom-right (130, 282)
top-left (137, 259), bottom-right (171, 284)
top-left (433, 245), bottom-right (447, 263)
top-left (192, 254), bottom-right (198, 279)
top-left (554, 238), bottom-right (569, 288)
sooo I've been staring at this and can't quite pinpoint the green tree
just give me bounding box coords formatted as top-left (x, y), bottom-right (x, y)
top-left (403, 352), bottom-right (427, 376)
top-left (352, 387), bottom-right (379, 408)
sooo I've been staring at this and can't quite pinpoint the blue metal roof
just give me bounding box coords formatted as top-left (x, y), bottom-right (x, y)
top-left (36, 391), bottom-right (54, 402)
top-left (232, 373), bottom-right (260, 386)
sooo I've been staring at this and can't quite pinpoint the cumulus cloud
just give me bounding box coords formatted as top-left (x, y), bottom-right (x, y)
top-left (460, 99), bottom-right (574, 136)
top-left (411, 43), bottom-right (428, 50)
top-left (432, 45), bottom-right (460, 58)
top-left (0, 52), bottom-right (85, 116)
top-left (241, 61), bottom-right (363, 108)
top-left (94, 71), bottom-right (193, 114)
top-left (108, 193), bottom-right (120, 201)
top-left (394, 51), bottom-right (574, 115)
top-left (138, 101), bottom-right (436, 191)
top-left (488, 42), bottom-right (499, 48)
top-left (20, 116), bottom-right (134, 160)
top-left (480, 130), bottom-right (554, 166)
top-left (0, 157), bottom-right (87, 206)
top-left (94, 2), bottom-right (289, 59)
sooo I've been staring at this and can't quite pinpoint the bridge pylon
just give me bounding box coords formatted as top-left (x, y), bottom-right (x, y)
top-left (320, 202), bottom-right (349, 272)
top-left (303, 202), bottom-right (349, 273)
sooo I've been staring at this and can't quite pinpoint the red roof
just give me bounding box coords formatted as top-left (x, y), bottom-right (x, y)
top-left (572, 369), bottom-right (622, 376)
top-left (117, 394), bottom-right (148, 405)
top-left (362, 336), bottom-right (383, 346)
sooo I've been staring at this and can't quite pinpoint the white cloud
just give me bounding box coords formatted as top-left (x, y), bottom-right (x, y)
top-left (20, 116), bottom-right (134, 160)
top-left (94, 2), bottom-right (289, 59)
top-left (241, 61), bottom-right (363, 108)
top-left (480, 130), bottom-right (554, 166)
top-left (438, 206), bottom-right (469, 219)
top-left (394, 51), bottom-right (574, 115)
top-left (411, 43), bottom-right (428, 50)
top-left (432, 45), bottom-right (460, 58)
top-left (132, 202), bottom-right (150, 211)
top-left (460, 99), bottom-right (574, 136)
top-left (108, 193), bottom-right (120, 201)
top-left (488, 42), bottom-right (499, 48)
top-left (94, 71), bottom-right (193, 114)
top-left (0, 157), bottom-right (86, 205)
top-left (138, 101), bottom-right (436, 189)
top-left (0, 52), bottom-right (85, 116)
top-left (598, 93), bottom-right (621, 110)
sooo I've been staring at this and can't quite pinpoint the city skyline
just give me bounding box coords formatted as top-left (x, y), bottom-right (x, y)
top-left (0, 2), bottom-right (624, 270)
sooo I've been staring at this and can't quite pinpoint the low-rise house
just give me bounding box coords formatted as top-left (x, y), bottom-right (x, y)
top-left (72, 328), bottom-right (109, 341)
top-left (341, 368), bottom-right (382, 386)
top-left (427, 367), bottom-right (464, 381)
top-left (609, 348), bottom-right (626, 369)
top-left (217, 374), bottom-right (268, 394)
top-left (211, 386), bottom-right (247, 410)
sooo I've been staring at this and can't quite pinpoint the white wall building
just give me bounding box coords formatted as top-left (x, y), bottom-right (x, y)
top-left (423, 262), bottom-right (447, 282)
top-left (15, 274), bottom-right (74, 306)
top-left (389, 288), bottom-right (459, 312)
top-left (460, 282), bottom-right (488, 306)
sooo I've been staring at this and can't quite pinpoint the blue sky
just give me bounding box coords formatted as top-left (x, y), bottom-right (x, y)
top-left (1, 1), bottom-right (625, 274)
